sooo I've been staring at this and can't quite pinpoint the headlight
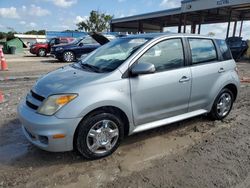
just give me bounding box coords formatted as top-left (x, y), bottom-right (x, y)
top-left (55, 47), bottom-right (63, 51)
top-left (37, 94), bottom-right (77, 115)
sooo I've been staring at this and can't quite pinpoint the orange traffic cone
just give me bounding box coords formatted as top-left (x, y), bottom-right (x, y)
top-left (0, 91), bottom-right (4, 103)
top-left (0, 47), bottom-right (8, 71)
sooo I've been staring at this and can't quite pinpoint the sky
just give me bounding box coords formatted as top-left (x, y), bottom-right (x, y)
top-left (0, 0), bottom-right (249, 39)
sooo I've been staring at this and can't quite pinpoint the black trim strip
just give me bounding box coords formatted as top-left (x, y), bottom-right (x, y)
top-left (31, 90), bottom-right (45, 101)
top-left (26, 100), bottom-right (38, 110)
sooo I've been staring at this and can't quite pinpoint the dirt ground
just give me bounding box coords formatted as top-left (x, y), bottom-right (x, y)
top-left (0, 54), bottom-right (250, 188)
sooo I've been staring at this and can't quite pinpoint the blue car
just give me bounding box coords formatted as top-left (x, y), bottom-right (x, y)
top-left (51, 33), bottom-right (115, 62)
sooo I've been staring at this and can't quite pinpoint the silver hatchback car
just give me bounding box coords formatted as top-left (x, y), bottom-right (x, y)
top-left (18, 33), bottom-right (240, 159)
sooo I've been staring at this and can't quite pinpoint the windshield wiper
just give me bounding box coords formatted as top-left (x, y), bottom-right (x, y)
top-left (80, 63), bottom-right (101, 73)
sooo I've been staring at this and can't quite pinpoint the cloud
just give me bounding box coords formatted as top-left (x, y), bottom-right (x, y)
top-left (115, 9), bottom-right (137, 18)
top-left (52, 25), bottom-right (71, 30)
top-left (19, 21), bottom-right (26, 25)
top-left (29, 22), bottom-right (37, 28)
top-left (0, 7), bottom-right (20, 19)
top-left (51, 0), bottom-right (77, 8)
top-left (29, 4), bottom-right (50, 16)
top-left (160, 0), bottom-right (181, 9)
top-left (74, 15), bottom-right (88, 24)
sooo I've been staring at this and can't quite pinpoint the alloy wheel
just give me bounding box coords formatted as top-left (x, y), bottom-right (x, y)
top-left (216, 92), bottom-right (232, 117)
top-left (86, 120), bottom-right (119, 154)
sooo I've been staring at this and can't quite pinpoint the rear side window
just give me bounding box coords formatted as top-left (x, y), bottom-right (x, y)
top-left (188, 39), bottom-right (217, 64)
top-left (60, 39), bottom-right (68, 43)
top-left (216, 39), bottom-right (232, 60)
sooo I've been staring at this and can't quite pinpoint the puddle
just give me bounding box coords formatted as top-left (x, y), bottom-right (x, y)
top-left (0, 143), bottom-right (29, 164)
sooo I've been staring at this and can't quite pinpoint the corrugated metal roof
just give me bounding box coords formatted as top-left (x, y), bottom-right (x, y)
top-left (111, 7), bottom-right (181, 24)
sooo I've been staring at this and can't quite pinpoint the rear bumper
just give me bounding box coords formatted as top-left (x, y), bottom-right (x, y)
top-left (17, 100), bottom-right (82, 152)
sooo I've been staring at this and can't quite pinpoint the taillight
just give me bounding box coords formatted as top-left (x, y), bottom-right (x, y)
top-left (235, 67), bottom-right (239, 75)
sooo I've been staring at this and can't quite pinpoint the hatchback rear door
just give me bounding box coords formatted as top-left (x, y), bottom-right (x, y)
top-left (187, 38), bottom-right (224, 112)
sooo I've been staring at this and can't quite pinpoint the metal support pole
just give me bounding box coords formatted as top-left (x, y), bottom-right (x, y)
top-left (138, 21), bottom-right (143, 33)
top-left (110, 23), bottom-right (114, 32)
top-left (239, 20), bottom-right (244, 37)
top-left (191, 23), bottom-right (196, 34)
top-left (178, 14), bottom-right (182, 33)
top-left (198, 23), bottom-right (201, 34)
top-left (226, 10), bottom-right (232, 39)
top-left (183, 14), bottom-right (187, 33)
top-left (232, 21), bottom-right (237, 37)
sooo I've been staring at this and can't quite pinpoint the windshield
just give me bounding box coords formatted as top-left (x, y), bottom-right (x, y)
top-left (79, 37), bottom-right (149, 73)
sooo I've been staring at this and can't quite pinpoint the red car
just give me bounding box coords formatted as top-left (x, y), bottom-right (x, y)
top-left (29, 37), bottom-right (74, 57)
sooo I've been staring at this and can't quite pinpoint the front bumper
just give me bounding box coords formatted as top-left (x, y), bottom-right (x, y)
top-left (17, 100), bottom-right (82, 152)
top-left (50, 51), bottom-right (63, 60)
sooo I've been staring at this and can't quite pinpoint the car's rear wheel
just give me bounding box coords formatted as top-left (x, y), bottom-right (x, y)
top-left (76, 112), bottom-right (124, 159)
top-left (63, 51), bottom-right (75, 62)
top-left (38, 48), bottom-right (46, 57)
top-left (209, 88), bottom-right (234, 120)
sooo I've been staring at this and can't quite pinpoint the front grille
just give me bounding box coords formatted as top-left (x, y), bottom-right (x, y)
top-left (26, 100), bottom-right (38, 110)
top-left (31, 90), bottom-right (45, 101)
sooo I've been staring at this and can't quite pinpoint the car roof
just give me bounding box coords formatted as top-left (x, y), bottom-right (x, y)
top-left (123, 32), bottom-right (220, 40)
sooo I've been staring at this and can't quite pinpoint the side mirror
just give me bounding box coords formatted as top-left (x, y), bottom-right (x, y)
top-left (79, 43), bottom-right (84, 47)
top-left (131, 62), bottom-right (155, 76)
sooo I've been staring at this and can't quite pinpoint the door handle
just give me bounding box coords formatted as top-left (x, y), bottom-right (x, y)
top-left (218, 68), bottom-right (225, 73)
top-left (179, 76), bottom-right (190, 83)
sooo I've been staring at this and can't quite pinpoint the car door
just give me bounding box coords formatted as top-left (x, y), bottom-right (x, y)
top-left (187, 38), bottom-right (224, 112)
top-left (130, 38), bottom-right (192, 126)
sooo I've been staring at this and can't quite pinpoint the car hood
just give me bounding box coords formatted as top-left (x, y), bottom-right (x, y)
top-left (32, 64), bottom-right (107, 97)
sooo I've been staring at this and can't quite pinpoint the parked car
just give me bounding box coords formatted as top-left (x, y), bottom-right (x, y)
top-left (226, 37), bottom-right (249, 61)
top-left (50, 33), bottom-right (116, 62)
top-left (30, 37), bottom-right (74, 57)
top-left (18, 33), bottom-right (240, 159)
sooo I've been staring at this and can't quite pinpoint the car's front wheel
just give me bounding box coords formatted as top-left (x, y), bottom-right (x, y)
top-left (38, 48), bottom-right (46, 57)
top-left (63, 51), bottom-right (75, 62)
top-left (209, 88), bottom-right (234, 120)
top-left (76, 112), bottom-right (124, 159)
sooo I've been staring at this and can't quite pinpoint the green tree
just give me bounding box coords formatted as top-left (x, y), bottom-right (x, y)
top-left (77, 10), bottom-right (113, 32)
top-left (207, 32), bottom-right (215, 37)
top-left (25, 30), bottom-right (45, 35)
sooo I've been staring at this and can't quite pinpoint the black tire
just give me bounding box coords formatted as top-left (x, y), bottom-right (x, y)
top-left (37, 48), bottom-right (47, 57)
top-left (63, 51), bottom-right (75, 62)
top-left (76, 111), bottom-right (124, 159)
top-left (209, 88), bottom-right (234, 120)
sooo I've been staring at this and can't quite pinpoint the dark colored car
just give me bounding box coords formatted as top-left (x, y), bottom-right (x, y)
top-left (50, 33), bottom-right (116, 62)
top-left (226, 37), bottom-right (249, 61)
top-left (30, 37), bottom-right (74, 57)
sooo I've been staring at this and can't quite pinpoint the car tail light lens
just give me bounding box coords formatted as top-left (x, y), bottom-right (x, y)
top-left (235, 67), bottom-right (239, 75)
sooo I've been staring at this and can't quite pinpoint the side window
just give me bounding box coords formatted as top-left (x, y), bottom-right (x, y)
top-left (138, 38), bottom-right (184, 72)
top-left (188, 39), bottom-right (217, 64)
top-left (216, 39), bottom-right (232, 60)
top-left (55, 38), bottom-right (60, 44)
top-left (60, 39), bottom-right (68, 44)
top-left (49, 38), bottom-right (56, 45)
top-left (81, 37), bottom-right (98, 45)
